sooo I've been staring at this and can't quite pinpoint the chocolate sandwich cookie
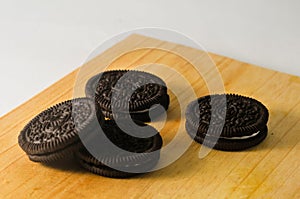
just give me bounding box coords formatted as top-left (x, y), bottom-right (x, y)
top-left (85, 70), bottom-right (170, 122)
top-left (18, 98), bottom-right (100, 162)
top-left (76, 119), bottom-right (163, 178)
top-left (185, 94), bottom-right (269, 151)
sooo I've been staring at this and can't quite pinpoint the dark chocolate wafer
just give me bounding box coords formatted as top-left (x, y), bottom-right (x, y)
top-left (85, 70), bottom-right (170, 122)
top-left (76, 119), bottom-right (163, 178)
top-left (18, 98), bottom-right (100, 162)
top-left (185, 94), bottom-right (269, 151)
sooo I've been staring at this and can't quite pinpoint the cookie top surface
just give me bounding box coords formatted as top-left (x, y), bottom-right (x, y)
top-left (86, 70), bottom-right (167, 111)
top-left (186, 94), bottom-right (269, 137)
top-left (18, 98), bottom-right (97, 155)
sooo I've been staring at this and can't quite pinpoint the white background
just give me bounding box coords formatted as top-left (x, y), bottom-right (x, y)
top-left (1, 0), bottom-right (299, 116)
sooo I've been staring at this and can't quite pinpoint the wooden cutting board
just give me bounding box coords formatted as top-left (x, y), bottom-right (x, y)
top-left (1, 34), bottom-right (299, 199)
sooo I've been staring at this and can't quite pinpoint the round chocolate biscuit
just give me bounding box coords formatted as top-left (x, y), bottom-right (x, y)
top-left (77, 147), bottom-right (161, 178)
top-left (185, 94), bottom-right (269, 151)
top-left (76, 119), bottom-right (162, 178)
top-left (85, 70), bottom-right (170, 122)
top-left (18, 98), bottom-right (100, 162)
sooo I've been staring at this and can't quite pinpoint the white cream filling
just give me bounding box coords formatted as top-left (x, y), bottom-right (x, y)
top-left (220, 131), bottom-right (260, 140)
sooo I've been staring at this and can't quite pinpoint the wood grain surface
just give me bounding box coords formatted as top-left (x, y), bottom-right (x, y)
top-left (1, 34), bottom-right (299, 199)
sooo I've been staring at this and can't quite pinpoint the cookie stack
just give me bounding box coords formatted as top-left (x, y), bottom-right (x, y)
top-left (18, 70), bottom-right (169, 178)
